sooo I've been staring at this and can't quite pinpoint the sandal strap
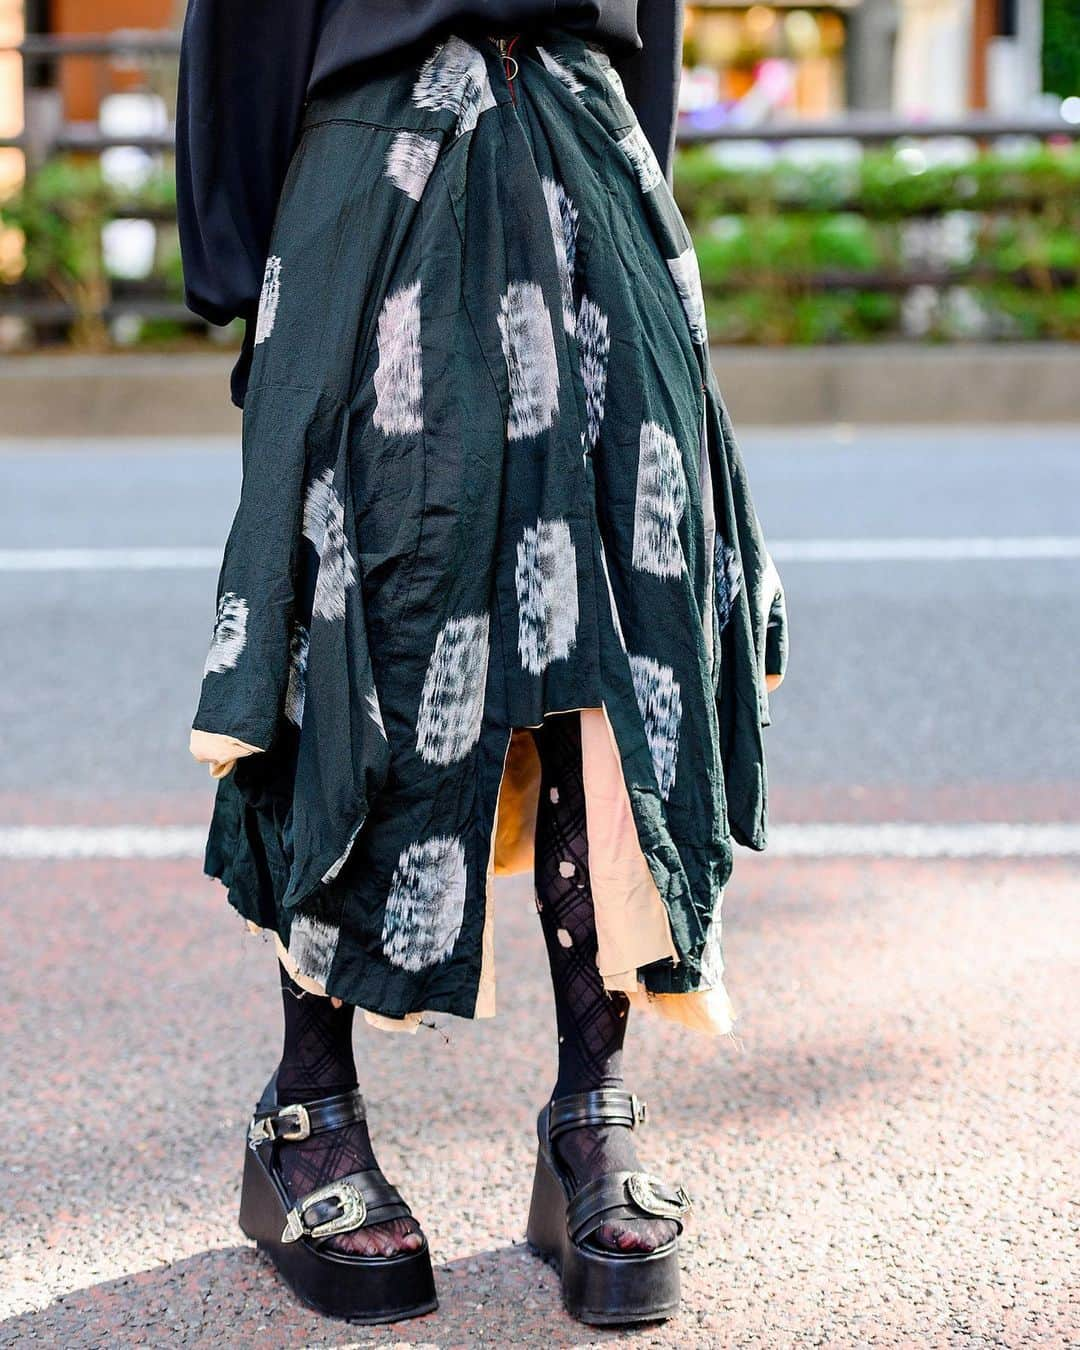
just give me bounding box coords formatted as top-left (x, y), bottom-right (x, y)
top-left (248, 1087), bottom-right (366, 1146)
top-left (548, 1089), bottom-right (647, 1143)
top-left (281, 1167), bottom-right (414, 1244)
top-left (566, 1170), bottom-right (692, 1246)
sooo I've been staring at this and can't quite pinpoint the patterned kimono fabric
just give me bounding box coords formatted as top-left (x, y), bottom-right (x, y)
top-left (193, 32), bottom-right (785, 1030)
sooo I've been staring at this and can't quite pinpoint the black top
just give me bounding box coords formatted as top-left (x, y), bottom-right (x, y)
top-left (176, 1), bottom-right (683, 402)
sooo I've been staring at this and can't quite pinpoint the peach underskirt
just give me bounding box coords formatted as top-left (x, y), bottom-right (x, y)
top-left (198, 707), bottom-right (735, 1038)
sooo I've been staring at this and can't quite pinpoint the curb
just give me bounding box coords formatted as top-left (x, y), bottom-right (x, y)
top-left (0, 344), bottom-right (1077, 436)
top-left (712, 342), bottom-right (1080, 426)
top-left (0, 353), bottom-right (243, 438)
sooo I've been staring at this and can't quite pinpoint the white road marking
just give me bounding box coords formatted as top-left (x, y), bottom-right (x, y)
top-left (0, 827), bottom-right (206, 859)
top-left (2, 537), bottom-right (1078, 571)
top-left (770, 536), bottom-right (1080, 563)
top-left (0, 547), bottom-right (221, 571)
top-left (1, 823), bottom-right (1078, 861)
top-left (765, 823), bottom-right (1080, 859)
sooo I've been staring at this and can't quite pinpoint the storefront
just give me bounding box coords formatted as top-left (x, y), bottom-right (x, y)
top-left (29, 0), bottom-right (175, 123)
top-left (682, 0), bottom-right (863, 122)
top-left (0, 1), bottom-right (22, 194)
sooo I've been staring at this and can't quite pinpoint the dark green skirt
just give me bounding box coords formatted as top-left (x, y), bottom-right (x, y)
top-left (194, 31), bottom-right (787, 1023)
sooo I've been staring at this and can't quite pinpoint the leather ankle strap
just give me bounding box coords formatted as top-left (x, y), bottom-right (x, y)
top-left (281, 1166), bottom-right (414, 1244)
top-left (248, 1087), bottom-right (366, 1146)
top-left (567, 1170), bottom-right (691, 1246)
top-left (548, 1088), bottom-right (647, 1143)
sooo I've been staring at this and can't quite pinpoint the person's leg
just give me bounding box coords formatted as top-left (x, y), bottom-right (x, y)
top-left (274, 963), bottom-right (424, 1257)
top-left (530, 711), bottom-right (677, 1253)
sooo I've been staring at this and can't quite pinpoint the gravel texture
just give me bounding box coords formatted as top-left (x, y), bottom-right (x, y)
top-left (2, 853), bottom-right (1076, 1347)
top-left (2, 426), bottom-right (1077, 1346)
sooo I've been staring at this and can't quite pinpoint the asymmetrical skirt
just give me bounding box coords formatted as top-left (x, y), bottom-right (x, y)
top-left (191, 31), bottom-right (787, 1031)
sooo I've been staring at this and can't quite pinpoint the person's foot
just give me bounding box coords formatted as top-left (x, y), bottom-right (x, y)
top-left (551, 1096), bottom-right (679, 1253)
top-left (271, 967), bottom-right (423, 1257)
top-left (277, 1113), bottom-right (425, 1258)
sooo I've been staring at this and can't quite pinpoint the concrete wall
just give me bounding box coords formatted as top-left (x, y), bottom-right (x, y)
top-left (2, 346), bottom-right (1078, 437)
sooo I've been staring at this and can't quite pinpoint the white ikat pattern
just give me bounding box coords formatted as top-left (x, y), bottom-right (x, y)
top-left (385, 131), bottom-right (440, 200)
top-left (699, 921), bottom-right (726, 991)
top-left (698, 407), bottom-right (718, 673)
top-left (617, 124), bottom-right (663, 193)
top-left (586, 44), bottom-right (627, 98)
top-left (599, 539), bottom-right (626, 651)
top-left (382, 834), bottom-right (468, 971)
top-left (576, 297), bottom-right (610, 450)
top-left (365, 686), bottom-right (388, 741)
top-left (254, 255), bottom-right (281, 345)
top-left (412, 36), bottom-right (497, 137)
top-left (667, 246), bottom-right (708, 345)
top-left (373, 280), bottom-right (423, 436)
top-left (628, 653), bottom-right (682, 800)
top-left (302, 469), bottom-right (358, 623)
top-left (204, 592), bottom-right (248, 675)
top-left (499, 282), bottom-right (560, 441)
top-left (632, 421), bottom-right (687, 579)
top-left (543, 178), bottom-right (579, 334)
top-left (284, 624), bottom-right (309, 727)
top-left (536, 46), bottom-right (586, 94)
top-left (288, 913), bottom-right (340, 986)
top-left (515, 519), bottom-right (579, 674)
top-left (322, 821), bottom-right (363, 885)
top-left (416, 614), bottom-right (490, 765)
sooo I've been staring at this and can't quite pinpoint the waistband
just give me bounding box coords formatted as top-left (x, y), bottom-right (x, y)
top-left (302, 29), bottom-right (598, 131)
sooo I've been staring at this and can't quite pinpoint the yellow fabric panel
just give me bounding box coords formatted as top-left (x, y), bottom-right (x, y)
top-left (492, 727), bottom-right (541, 876)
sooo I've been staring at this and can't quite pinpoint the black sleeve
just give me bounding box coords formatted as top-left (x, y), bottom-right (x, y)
top-left (612, 0), bottom-right (684, 184)
top-left (176, 0), bottom-right (323, 332)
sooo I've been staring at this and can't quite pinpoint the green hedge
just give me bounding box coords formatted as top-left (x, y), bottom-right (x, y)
top-left (2, 144), bottom-right (1078, 347)
top-left (673, 144), bottom-right (1080, 343)
top-left (0, 157), bottom-right (183, 349)
top-left (1043, 0), bottom-right (1080, 98)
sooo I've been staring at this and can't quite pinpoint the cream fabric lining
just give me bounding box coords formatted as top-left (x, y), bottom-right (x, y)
top-left (202, 706), bottom-right (734, 1037)
top-left (190, 728), bottom-right (263, 778)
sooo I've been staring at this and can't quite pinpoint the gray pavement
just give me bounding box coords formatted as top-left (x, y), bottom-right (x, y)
top-left (1, 425), bottom-right (1078, 1346)
top-left (0, 426), bottom-right (1077, 801)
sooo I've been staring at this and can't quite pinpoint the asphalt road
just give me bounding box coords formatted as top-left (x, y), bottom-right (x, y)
top-left (0, 425), bottom-right (1077, 807)
top-left (1, 425), bottom-right (1077, 1347)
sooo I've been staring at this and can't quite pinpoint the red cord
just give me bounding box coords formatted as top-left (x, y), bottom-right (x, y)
top-left (505, 34), bottom-right (521, 103)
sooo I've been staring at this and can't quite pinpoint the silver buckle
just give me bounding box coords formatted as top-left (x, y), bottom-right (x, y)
top-left (247, 1102), bottom-right (312, 1147)
top-left (630, 1094), bottom-right (648, 1125)
top-left (247, 1116), bottom-right (273, 1147)
top-left (275, 1103), bottom-right (312, 1141)
top-left (281, 1180), bottom-right (367, 1244)
top-left (626, 1172), bottom-right (692, 1219)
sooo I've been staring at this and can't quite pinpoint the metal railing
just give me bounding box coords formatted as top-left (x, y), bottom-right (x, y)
top-left (0, 31), bottom-right (179, 160)
top-left (680, 111), bottom-right (1080, 145)
top-left (3, 31), bottom-right (1079, 155)
top-left (1, 31), bottom-right (1078, 345)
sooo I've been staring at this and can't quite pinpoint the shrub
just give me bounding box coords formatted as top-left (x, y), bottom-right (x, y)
top-left (675, 142), bottom-right (1080, 343)
top-left (0, 156), bottom-right (178, 349)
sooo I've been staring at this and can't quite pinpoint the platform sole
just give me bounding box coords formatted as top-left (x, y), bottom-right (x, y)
top-left (239, 1143), bottom-right (438, 1323)
top-left (525, 1148), bottom-right (681, 1326)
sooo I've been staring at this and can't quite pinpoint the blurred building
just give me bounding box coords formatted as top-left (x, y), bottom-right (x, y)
top-left (22, 0), bottom-right (174, 122)
top-left (0, 0), bottom-right (1066, 155)
top-left (683, 0), bottom-right (1049, 124)
top-left (0, 0), bottom-right (22, 194)
top-left (684, 2), bottom-right (855, 119)
top-left (894, 0), bottom-right (1044, 115)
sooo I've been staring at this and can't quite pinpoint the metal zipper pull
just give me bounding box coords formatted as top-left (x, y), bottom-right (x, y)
top-left (493, 34), bottom-right (520, 96)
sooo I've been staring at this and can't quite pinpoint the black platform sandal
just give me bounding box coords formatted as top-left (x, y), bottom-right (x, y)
top-left (525, 1088), bottom-right (692, 1326)
top-left (238, 1080), bottom-right (438, 1323)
